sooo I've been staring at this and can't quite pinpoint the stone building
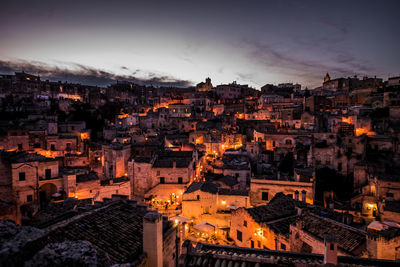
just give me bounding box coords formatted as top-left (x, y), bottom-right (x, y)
top-left (289, 212), bottom-right (366, 256)
top-left (230, 193), bottom-right (298, 251)
top-left (366, 222), bottom-right (400, 260)
top-left (249, 176), bottom-right (314, 206)
top-left (131, 151), bottom-right (196, 206)
top-left (182, 181), bottom-right (249, 227)
top-left (0, 151), bottom-right (61, 223)
top-left (102, 143), bottom-right (131, 179)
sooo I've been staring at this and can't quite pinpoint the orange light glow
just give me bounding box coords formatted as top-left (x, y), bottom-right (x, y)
top-left (341, 116), bottom-right (353, 124)
top-left (235, 113), bottom-right (244, 119)
top-left (36, 149), bottom-right (55, 158)
top-left (80, 132), bottom-right (89, 140)
top-left (118, 113), bottom-right (129, 119)
top-left (355, 128), bottom-right (376, 137)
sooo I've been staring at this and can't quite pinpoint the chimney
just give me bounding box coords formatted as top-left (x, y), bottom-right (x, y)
top-left (143, 211), bottom-right (163, 267)
top-left (324, 235), bottom-right (338, 266)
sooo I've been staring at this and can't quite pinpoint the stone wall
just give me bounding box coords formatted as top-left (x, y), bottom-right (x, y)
top-left (250, 178), bottom-right (313, 206)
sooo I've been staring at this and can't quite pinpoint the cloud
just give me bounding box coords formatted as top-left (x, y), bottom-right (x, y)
top-left (0, 59), bottom-right (193, 88)
top-left (318, 16), bottom-right (349, 35)
top-left (243, 39), bottom-right (375, 88)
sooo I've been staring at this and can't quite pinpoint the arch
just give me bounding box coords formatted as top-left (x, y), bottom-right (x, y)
top-left (284, 138), bottom-right (295, 145)
top-left (39, 183), bottom-right (58, 205)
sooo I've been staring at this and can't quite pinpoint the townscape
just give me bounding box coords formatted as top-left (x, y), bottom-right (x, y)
top-left (1, 72), bottom-right (400, 266)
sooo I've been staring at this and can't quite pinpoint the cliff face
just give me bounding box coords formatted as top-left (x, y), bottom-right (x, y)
top-left (0, 219), bottom-right (46, 266)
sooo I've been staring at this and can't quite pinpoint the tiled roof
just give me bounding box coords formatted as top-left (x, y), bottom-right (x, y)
top-left (134, 157), bottom-right (153, 163)
top-left (246, 193), bottom-right (297, 223)
top-left (45, 200), bottom-right (147, 264)
top-left (29, 198), bottom-right (93, 228)
top-left (267, 215), bottom-right (298, 236)
top-left (179, 241), bottom-right (399, 267)
top-left (218, 188), bottom-right (248, 196)
top-left (153, 158), bottom-right (192, 168)
top-left (297, 212), bottom-right (365, 254)
top-left (153, 150), bottom-right (193, 168)
top-left (1, 150), bottom-right (48, 163)
top-left (185, 182), bottom-right (218, 194)
top-left (205, 173), bottom-right (239, 187)
top-left (76, 172), bottom-right (99, 183)
top-left (185, 181), bottom-right (248, 196)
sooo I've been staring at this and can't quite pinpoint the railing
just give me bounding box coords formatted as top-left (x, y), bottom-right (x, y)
top-left (39, 176), bottom-right (62, 181)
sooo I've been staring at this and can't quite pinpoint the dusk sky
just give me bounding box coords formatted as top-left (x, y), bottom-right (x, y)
top-left (1, 0), bottom-right (399, 88)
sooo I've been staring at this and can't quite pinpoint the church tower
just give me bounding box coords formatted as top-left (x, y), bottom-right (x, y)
top-left (324, 73), bottom-right (331, 83)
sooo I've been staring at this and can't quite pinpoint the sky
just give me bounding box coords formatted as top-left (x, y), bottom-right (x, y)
top-left (0, 0), bottom-right (399, 88)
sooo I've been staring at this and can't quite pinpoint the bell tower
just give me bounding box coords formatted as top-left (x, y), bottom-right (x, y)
top-left (324, 73), bottom-right (331, 83)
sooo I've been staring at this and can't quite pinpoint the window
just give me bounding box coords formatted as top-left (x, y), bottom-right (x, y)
top-left (257, 240), bottom-right (261, 248)
top-left (66, 143), bottom-right (71, 151)
top-left (45, 169), bottom-right (51, 179)
top-left (262, 192), bottom-right (268, 201)
top-left (237, 230), bottom-right (242, 242)
top-left (160, 177), bottom-right (165, 184)
top-left (19, 172), bottom-right (26, 181)
top-left (178, 177), bottom-right (183, 184)
top-left (251, 240), bottom-right (254, 248)
top-left (50, 144), bottom-right (55, 151)
top-left (157, 170), bottom-right (160, 176)
top-left (272, 141), bottom-right (276, 147)
top-left (330, 243), bottom-right (334, 250)
top-left (281, 243), bottom-right (286, 250)
top-left (27, 195), bottom-right (33, 202)
top-left (18, 144), bottom-right (23, 150)
top-left (197, 195), bottom-right (200, 200)
top-left (386, 192), bottom-right (394, 198)
top-left (243, 220), bottom-right (247, 227)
